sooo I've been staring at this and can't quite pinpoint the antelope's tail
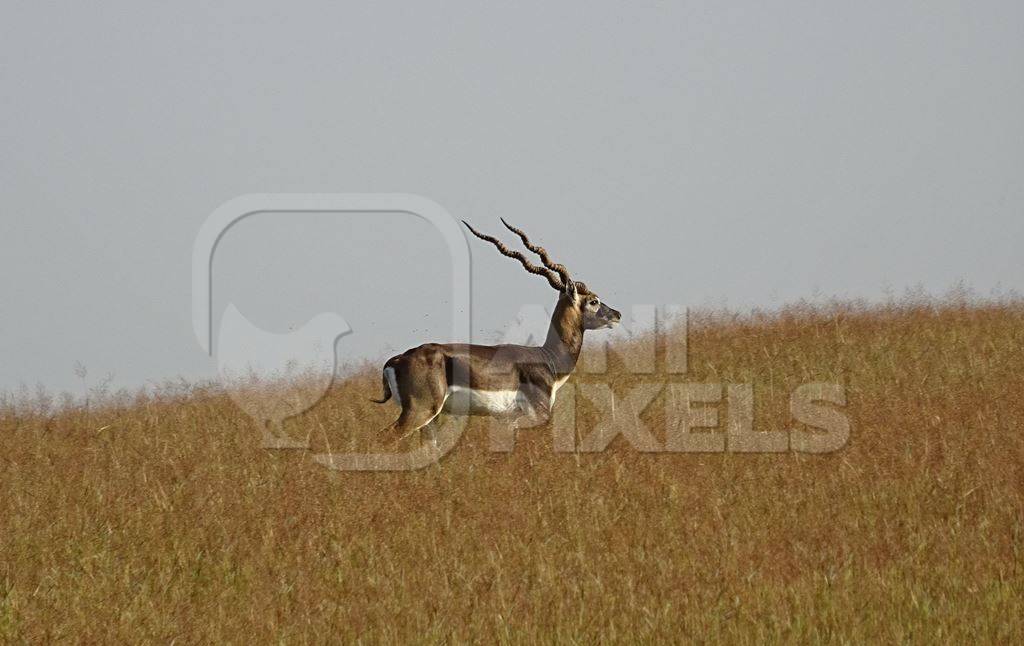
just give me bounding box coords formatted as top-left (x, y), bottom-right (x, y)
top-left (370, 362), bottom-right (395, 404)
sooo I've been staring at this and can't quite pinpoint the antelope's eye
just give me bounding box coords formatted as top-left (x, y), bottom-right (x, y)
top-left (589, 299), bottom-right (599, 307)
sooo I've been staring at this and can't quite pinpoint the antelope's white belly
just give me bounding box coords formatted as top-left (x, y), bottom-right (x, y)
top-left (443, 386), bottom-right (523, 416)
top-left (550, 374), bottom-right (570, 405)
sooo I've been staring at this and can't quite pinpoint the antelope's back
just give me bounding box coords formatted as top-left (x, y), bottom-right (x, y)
top-left (437, 343), bottom-right (552, 392)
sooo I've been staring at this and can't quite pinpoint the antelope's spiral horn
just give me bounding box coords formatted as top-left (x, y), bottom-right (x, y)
top-left (463, 221), bottom-right (565, 291)
top-left (499, 218), bottom-right (573, 289)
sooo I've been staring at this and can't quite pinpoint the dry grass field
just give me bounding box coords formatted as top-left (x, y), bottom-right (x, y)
top-left (2, 296), bottom-right (1024, 643)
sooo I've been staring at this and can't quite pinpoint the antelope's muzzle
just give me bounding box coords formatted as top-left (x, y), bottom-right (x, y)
top-left (601, 304), bottom-right (621, 328)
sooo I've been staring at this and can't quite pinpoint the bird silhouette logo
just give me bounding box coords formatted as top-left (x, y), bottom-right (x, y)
top-left (217, 303), bottom-right (350, 448)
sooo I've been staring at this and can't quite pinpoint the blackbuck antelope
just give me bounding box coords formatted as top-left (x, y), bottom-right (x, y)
top-left (373, 219), bottom-right (621, 446)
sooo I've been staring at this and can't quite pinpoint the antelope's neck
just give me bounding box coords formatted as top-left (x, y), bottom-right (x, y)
top-left (542, 298), bottom-right (584, 377)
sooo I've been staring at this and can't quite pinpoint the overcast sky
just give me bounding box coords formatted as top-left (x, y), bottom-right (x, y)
top-left (2, 1), bottom-right (1022, 394)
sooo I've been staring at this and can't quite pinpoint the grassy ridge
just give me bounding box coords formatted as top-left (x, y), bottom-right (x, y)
top-left (2, 299), bottom-right (1023, 643)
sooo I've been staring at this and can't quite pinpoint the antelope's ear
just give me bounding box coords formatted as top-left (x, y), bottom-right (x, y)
top-left (564, 280), bottom-right (578, 301)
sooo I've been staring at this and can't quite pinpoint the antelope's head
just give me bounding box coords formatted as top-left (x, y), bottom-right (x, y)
top-left (463, 218), bottom-right (621, 333)
top-left (571, 281), bottom-right (622, 331)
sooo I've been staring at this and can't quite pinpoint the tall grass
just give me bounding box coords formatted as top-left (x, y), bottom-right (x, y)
top-left (2, 297), bottom-right (1023, 642)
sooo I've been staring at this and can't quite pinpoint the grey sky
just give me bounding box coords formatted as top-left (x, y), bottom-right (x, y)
top-left (2, 1), bottom-right (1022, 394)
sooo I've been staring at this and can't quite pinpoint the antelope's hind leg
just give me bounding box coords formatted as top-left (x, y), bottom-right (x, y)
top-left (384, 354), bottom-right (448, 447)
top-left (384, 397), bottom-right (444, 444)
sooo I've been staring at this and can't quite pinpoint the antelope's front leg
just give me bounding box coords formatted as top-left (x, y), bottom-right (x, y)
top-left (488, 385), bottom-right (551, 452)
